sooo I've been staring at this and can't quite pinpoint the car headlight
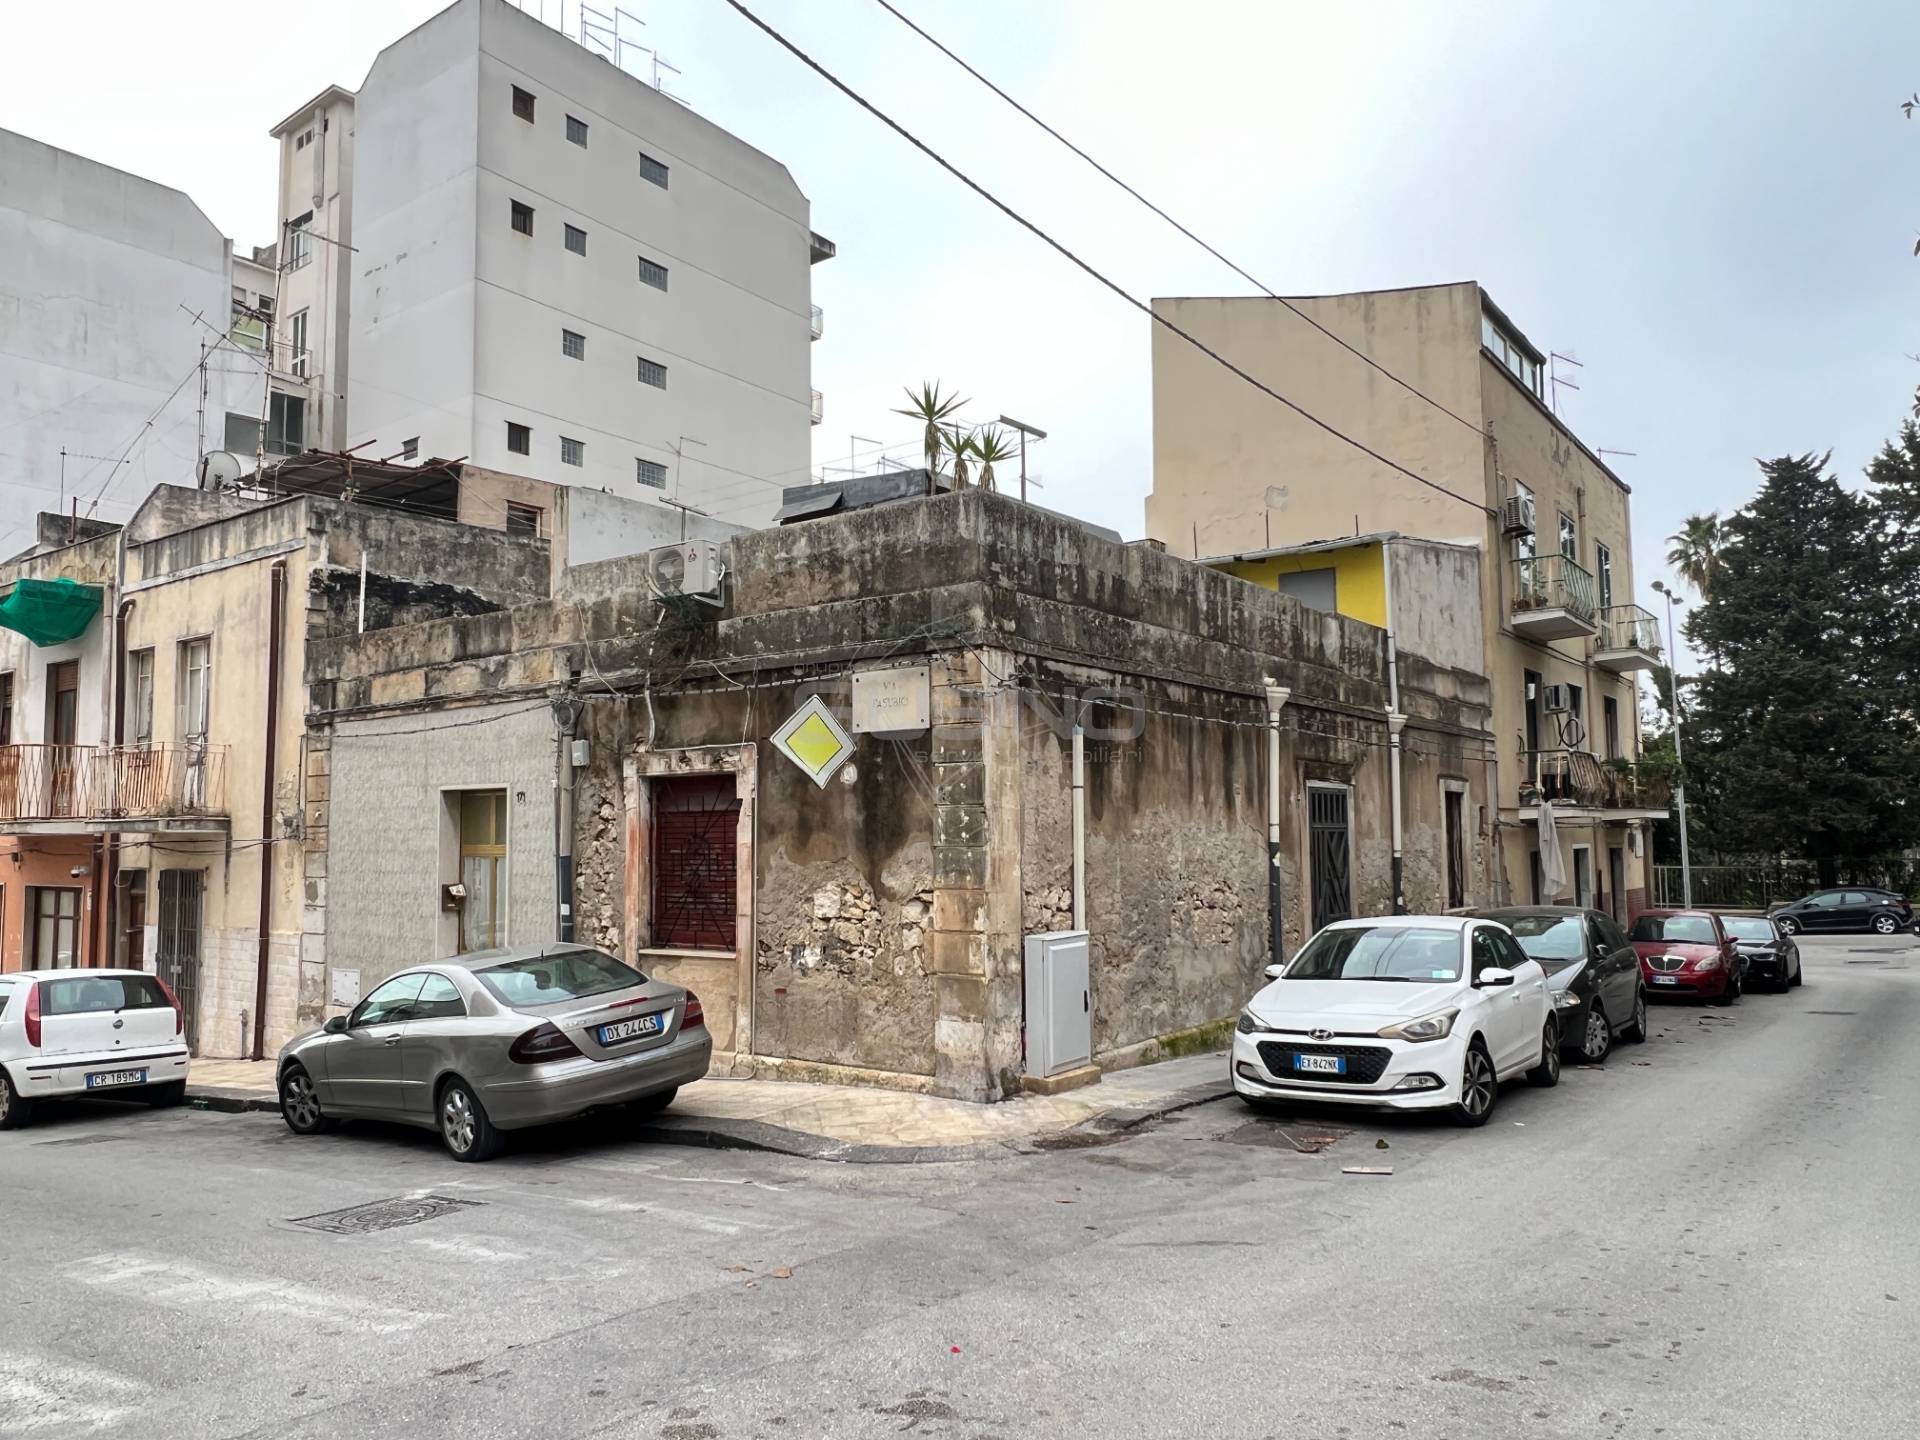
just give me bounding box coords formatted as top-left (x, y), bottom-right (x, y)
top-left (1693, 955), bottom-right (1722, 972)
top-left (1553, 990), bottom-right (1584, 1010)
top-left (1236, 1010), bottom-right (1258, 1034)
top-left (1377, 1008), bottom-right (1459, 1043)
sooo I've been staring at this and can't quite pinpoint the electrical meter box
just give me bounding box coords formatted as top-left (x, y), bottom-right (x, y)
top-left (1023, 930), bottom-right (1091, 1077)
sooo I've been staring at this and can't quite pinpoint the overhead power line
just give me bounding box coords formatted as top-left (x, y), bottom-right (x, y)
top-left (869, 0), bottom-right (1491, 443)
top-left (719, 0), bottom-right (1494, 521)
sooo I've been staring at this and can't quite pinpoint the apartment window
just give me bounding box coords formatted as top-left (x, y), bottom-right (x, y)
top-left (178, 639), bottom-right (211, 742)
top-left (127, 649), bottom-right (155, 745)
top-left (560, 436), bottom-right (584, 467)
top-left (224, 412), bottom-right (258, 454)
top-left (1603, 696), bottom-right (1621, 760)
top-left (46, 661), bottom-right (79, 745)
top-left (289, 308), bottom-right (309, 378)
top-left (566, 115), bottom-right (588, 147)
top-left (561, 328), bottom-right (587, 361)
top-left (458, 790), bottom-right (508, 953)
top-left (0, 671), bottom-right (11, 745)
top-left (266, 392), bottom-right (305, 455)
top-left (637, 356), bottom-right (668, 389)
top-left (1596, 541), bottom-right (1614, 609)
top-left (1513, 480), bottom-right (1536, 561)
top-left (286, 211), bottom-right (313, 271)
top-left (1558, 511), bottom-right (1576, 561)
top-left (638, 256), bottom-right (669, 291)
top-left (28, 887), bottom-right (81, 969)
top-left (511, 199), bottom-right (534, 236)
top-left (505, 501), bottom-right (543, 537)
top-left (506, 421), bottom-right (531, 455)
top-left (638, 151), bottom-right (670, 188)
top-left (401, 437), bottom-right (419, 461)
top-left (1481, 308), bottom-right (1543, 398)
top-left (512, 85), bottom-right (536, 122)
top-left (564, 223), bottom-right (587, 256)
top-left (636, 458), bottom-right (667, 489)
top-left (295, 129), bottom-right (313, 152)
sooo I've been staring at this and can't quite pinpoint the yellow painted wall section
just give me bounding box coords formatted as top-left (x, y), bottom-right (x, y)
top-left (1218, 542), bottom-right (1388, 629)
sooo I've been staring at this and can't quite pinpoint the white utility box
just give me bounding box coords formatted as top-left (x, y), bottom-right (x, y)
top-left (1024, 930), bottom-right (1091, 1078)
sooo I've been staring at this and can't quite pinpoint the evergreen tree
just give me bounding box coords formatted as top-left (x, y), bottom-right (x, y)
top-left (1685, 454), bottom-right (1900, 881)
top-left (1865, 422), bottom-right (1920, 830)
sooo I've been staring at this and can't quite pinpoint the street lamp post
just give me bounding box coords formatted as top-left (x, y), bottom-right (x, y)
top-left (1652, 581), bottom-right (1693, 909)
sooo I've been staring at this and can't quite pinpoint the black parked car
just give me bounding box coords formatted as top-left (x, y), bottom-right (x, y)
top-left (1467, 907), bottom-right (1646, 1063)
top-left (1721, 915), bottom-right (1802, 990)
top-left (1769, 888), bottom-right (1914, 937)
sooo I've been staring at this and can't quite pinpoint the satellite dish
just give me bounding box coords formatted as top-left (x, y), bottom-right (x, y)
top-left (197, 451), bottom-right (247, 490)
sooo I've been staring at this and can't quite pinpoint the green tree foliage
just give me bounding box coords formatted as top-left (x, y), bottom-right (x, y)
top-left (1683, 454), bottom-right (1908, 881)
top-left (1866, 422), bottom-right (1920, 802)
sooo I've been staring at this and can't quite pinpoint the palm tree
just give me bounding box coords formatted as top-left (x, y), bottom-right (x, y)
top-left (972, 426), bottom-right (1014, 494)
top-left (1666, 513), bottom-right (1723, 597)
top-left (892, 382), bottom-right (967, 496)
top-left (943, 425), bottom-right (978, 489)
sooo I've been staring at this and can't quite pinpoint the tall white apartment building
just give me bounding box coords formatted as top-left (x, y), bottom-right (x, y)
top-left (343, 0), bottom-right (830, 525)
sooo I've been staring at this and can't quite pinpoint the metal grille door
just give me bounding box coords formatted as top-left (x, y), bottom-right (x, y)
top-left (650, 775), bottom-right (741, 949)
top-left (1445, 790), bottom-right (1466, 910)
top-left (1309, 786), bottom-right (1352, 934)
top-left (156, 870), bottom-right (204, 1054)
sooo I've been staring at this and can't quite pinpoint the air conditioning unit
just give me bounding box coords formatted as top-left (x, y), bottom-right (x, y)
top-left (1500, 493), bottom-right (1536, 537)
top-left (647, 539), bottom-right (726, 604)
top-left (1541, 683), bottom-right (1572, 714)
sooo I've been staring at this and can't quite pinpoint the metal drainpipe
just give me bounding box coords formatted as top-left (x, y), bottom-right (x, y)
top-left (555, 696), bottom-right (581, 943)
top-left (1263, 682), bottom-right (1292, 967)
top-left (1382, 540), bottom-right (1407, 915)
top-left (251, 561), bottom-right (286, 1061)
top-left (105, 596), bottom-right (134, 967)
top-left (1070, 722), bottom-right (1086, 930)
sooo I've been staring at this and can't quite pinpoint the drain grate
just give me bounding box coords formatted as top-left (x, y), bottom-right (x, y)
top-left (292, 1194), bottom-right (483, 1235)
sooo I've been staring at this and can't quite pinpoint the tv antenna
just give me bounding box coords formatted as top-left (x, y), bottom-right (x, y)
top-left (1549, 352), bottom-right (1582, 416)
top-left (579, 2), bottom-right (649, 77)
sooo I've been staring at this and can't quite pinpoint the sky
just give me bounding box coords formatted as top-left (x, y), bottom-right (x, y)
top-left (3, 0), bottom-right (1916, 652)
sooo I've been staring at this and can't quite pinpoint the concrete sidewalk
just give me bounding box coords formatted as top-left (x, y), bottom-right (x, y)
top-left (185, 1052), bottom-right (1233, 1162)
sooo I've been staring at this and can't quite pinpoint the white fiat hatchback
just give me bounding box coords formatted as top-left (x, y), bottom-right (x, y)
top-left (0, 969), bottom-right (192, 1129)
top-left (1231, 916), bottom-right (1558, 1126)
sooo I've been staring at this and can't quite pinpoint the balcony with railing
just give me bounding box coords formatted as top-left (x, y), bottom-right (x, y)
top-left (1519, 749), bottom-right (1674, 820)
top-left (1592, 604), bottom-right (1662, 672)
top-left (1510, 554), bottom-right (1598, 640)
top-left (0, 743), bottom-right (230, 834)
top-left (809, 304), bottom-right (823, 341)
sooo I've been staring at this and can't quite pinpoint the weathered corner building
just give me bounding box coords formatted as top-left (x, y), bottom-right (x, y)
top-left (306, 492), bottom-right (1493, 1101)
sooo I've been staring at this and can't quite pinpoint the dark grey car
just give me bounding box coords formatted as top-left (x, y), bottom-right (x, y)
top-left (1465, 907), bottom-right (1646, 1063)
top-left (275, 945), bottom-right (712, 1161)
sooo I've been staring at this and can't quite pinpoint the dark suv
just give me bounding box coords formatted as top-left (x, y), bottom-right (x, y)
top-left (1769, 888), bottom-right (1914, 937)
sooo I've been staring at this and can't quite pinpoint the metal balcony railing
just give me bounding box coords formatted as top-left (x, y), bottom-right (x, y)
top-left (809, 304), bottom-right (823, 340)
top-left (0, 743), bottom-right (230, 824)
top-left (1521, 748), bottom-right (1609, 808)
top-left (1596, 604), bottom-right (1661, 656)
top-left (1602, 760), bottom-right (1672, 812)
top-left (1511, 554), bottom-right (1598, 623)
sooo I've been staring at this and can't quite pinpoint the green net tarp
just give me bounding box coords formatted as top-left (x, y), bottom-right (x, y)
top-left (0, 577), bottom-right (103, 646)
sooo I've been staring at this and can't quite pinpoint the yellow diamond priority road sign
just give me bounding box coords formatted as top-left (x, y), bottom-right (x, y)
top-left (770, 694), bottom-right (855, 788)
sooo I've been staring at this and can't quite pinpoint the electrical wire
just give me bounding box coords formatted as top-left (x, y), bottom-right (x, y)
top-left (870, 0), bottom-right (1490, 442)
top-left (718, 0), bottom-right (1494, 522)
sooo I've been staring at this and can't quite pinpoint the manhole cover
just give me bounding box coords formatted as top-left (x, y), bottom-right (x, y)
top-left (292, 1194), bottom-right (483, 1235)
top-left (34, 1133), bottom-right (131, 1148)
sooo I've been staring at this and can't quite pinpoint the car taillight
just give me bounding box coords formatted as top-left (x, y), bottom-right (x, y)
top-left (23, 982), bottom-right (41, 1049)
top-left (154, 976), bottom-right (184, 1036)
top-left (682, 993), bottom-right (705, 1030)
top-left (508, 1022), bottom-right (583, 1064)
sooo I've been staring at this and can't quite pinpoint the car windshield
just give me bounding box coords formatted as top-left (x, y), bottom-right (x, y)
top-left (1499, 915), bottom-right (1586, 961)
top-left (476, 949), bottom-right (648, 1006)
top-left (1630, 915), bottom-right (1716, 944)
top-left (1284, 926), bottom-right (1461, 983)
top-left (1723, 918), bottom-right (1776, 942)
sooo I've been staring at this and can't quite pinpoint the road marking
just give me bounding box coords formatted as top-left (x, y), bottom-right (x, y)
top-left (0, 1354), bottom-right (144, 1435)
top-left (407, 1233), bottom-right (533, 1263)
top-left (62, 1252), bottom-right (437, 1335)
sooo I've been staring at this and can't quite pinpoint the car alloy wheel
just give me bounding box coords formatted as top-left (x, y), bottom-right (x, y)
top-left (1873, 914), bottom-right (1899, 935)
top-left (1776, 916), bottom-right (1799, 936)
top-left (1457, 1045), bottom-right (1496, 1125)
top-left (1581, 1004), bottom-right (1612, 1062)
top-left (280, 1068), bottom-right (324, 1134)
top-left (441, 1086), bottom-right (477, 1155)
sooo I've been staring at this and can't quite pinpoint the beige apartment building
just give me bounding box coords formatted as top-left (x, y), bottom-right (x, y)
top-left (1148, 280), bottom-right (1667, 919)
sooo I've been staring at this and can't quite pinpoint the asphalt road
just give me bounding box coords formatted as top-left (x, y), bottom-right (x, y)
top-left (4, 932), bottom-right (1917, 1440)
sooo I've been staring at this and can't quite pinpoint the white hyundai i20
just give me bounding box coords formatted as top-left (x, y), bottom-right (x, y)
top-left (0, 969), bottom-right (191, 1129)
top-left (1231, 916), bottom-right (1558, 1126)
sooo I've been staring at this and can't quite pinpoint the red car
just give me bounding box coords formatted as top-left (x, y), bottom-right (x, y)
top-left (1628, 910), bottom-right (1745, 1003)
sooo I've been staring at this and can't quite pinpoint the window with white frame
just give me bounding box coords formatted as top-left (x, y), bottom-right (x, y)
top-left (637, 356), bottom-right (667, 389)
top-left (1481, 308), bottom-right (1543, 398)
top-left (560, 436), bottom-right (584, 467)
top-left (289, 309), bottom-right (309, 377)
top-left (561, 329), bottom-right (586, 361)
top-left (1596, 542), bottom-right (1613, 609)
top-left (637, 458), bottom-right (667, 489)
top-left (638, 256), bottom-right (669, 291)
top-left (1558, 511), bottom-right (1577, 560)
top-left (177, 638), bottom-right (211, 742)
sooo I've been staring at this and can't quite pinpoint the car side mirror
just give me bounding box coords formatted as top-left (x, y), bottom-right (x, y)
top-left (1263, 964), bottom-right (1286, 980)
top-left (324, 1015), bottom-right (349, 1035)
top-left (1476, 967), bottom-right (1516, 988)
